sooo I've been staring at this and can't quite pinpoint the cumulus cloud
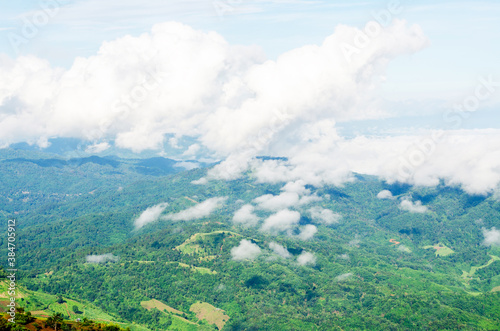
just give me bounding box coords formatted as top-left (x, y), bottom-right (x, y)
top-left (85, 142), bottom-right (111, 153)
top-left (282, 180), bottom-right (310, 195)
top-left (164, 197), bottom-right (226, 221)
top-left (261, 209), bottom-right (301, 232)
top-left (253, 180), bottom-right (321, 211)
top-left (0, 21), bottom-right (427, 155)
top-left (309, 207), bottom-right (341, 225)
top-left (268, 242), bottom-right (291, 258)
top-left (231, 239), bottom-right (261, 261)
top-left (4, 20), bottom-right (499, 195)
top-left (253, 192), bottom-right (300, 211)
top-left (174, 161), bottom-right (199, 170)
top-left (134, 202), bottom-right (168, 229)
top-left (377, 190), bottom-right (394, 199)
top-left (182, 143), bottom-right (200, 156)
top-left (232, 204), bottom-right (259, 226)
top-left (191, 177), bottom-right (208, 185)
top-left (399, 199), bottom-right (428, 213)
top-left (482, 227), bottom-right (500, 246)
top-left (248, 129), bottom-right (500, 195)
top-left (297, 251), bottom-right (316, 266)
top-left (86, 253), bottom-right (118, 263)
top-left (297, 224), bottom-right (317, 240)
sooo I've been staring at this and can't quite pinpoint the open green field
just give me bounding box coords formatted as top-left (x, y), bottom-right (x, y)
top-left (175, 230), bottom-right (241, 256)
top-left (0, 281), bottom-right (149, 330)
top-left (166, 261), bottom-right (217, 275)
top-left (141, 299), bottom-right (185, 315)
top-left (462, 255), bottom-right (500, 280)
top-left (423, 243), bottom-right (454, 256)
top-left (141, 298), bottom-right (199, 329)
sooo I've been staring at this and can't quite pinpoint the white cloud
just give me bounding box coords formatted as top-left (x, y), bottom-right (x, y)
top-left (309, 207), bottom-right (341, 225)
top-left (297, 251), bottom-right (316, 266)
top-left (298, 194), bottom-right (322, 205)
top-left (0, 20), bottom-right (427, 154)
top-left (253, 192), bottom-right (299, 211)
top-left (86, 253), bottom-right (118, 263)
top-left (85, 142), bottom-right (111, 153)
top-left (253, 159), bottom-right (293, 184)
top-left (182, 143), bottom-right (200, 156)
top-left (482, 227), bottom-right (500, 246)
top-left (253, 180), bottom-right (320, 211)
top-left (335, 272), bottom-right (352, 281)
top-left (377, 190), bottom-right (394, 199)
top-left (399, 199), bottom-right (428, 213)
top-left (232, 204), bottom-right (259, 226)
top-left (5, 20), bottom-right (500, 195)
top-left (231, 239), bottom-right (261, 261)
top-left (268, 242), bottom-right (291, 258)
top-left (174, 161), bottom-right (199, 170)
top-left (164, 197), bottom-right (226, 221)
top-left (191, 177), bottom-right (208, 185)
top-left (134, 202), bottom-right (168, 229)
top-left (282, 180), bottom-right (309, 195)
top-left (297, 224), bottom-right (317, 240)
top-left (261, 209), bottom-right (301, 232)
top-left (249, 129), bottom-right (500, 195)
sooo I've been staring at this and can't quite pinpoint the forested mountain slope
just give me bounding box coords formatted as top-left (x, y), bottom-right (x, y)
top-left (1, 149), bottom-right (500, 330)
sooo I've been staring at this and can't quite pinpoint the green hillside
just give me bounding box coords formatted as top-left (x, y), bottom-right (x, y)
top-left (1, 150), bottom-right (500, 330)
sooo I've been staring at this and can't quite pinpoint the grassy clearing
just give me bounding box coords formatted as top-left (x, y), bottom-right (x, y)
top-left (141, 299), bottom-right (198, 328)
top-left (491, 286), bottom-right (500, 292)
top-left (0, 281), bottom-right (147, 329)
top-left (190, 301), bottom-right (230, 330)
top-left (462, 255), bottom-right (500, 279)
top-left (166, 262), bottom-right (217, 275)
top-left (423, 243), bottom-right (454, 256)
top-left (171, 315), bottom-right (199, 330)
top-left (141, 299), bottom-right (184, 315)
top-left (175, 231), bottom-right (241, 256)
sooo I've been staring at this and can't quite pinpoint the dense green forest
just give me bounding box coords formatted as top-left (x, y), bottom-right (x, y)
top-left (1, 148), bottom-right (500, 330)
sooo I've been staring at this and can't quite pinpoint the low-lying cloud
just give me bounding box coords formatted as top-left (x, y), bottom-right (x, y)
top-left (231, 239), bottom-right (261, 261)
top-left (254, 192), bottom-right (300, 211)
top-left (399, 199), bottom-right (428, 213)
top-left (268, 242), bottom-right (291, 258)
top-left (164, 197), bottom-right (226, 221)
top-left (309, 207), bottom-right (341, 225)
top-left (297, 251), bottom-right (316, 266)
top-left (253, 180), bottom-right (321, 211)
top-left (134, 202), bottom-right (168, 229)
top-left (232, 204), bottom-right (259, 226)
top-left (482, 227), bottom-right (500, 246)
top-left (261, 209), bottom-right (301, 233)
top-left (86, 253), bottom-right (119, 263)
top-left (297, 224), bottom-right (317, 240)
top-left (377, 190), bottom-right (394, 200)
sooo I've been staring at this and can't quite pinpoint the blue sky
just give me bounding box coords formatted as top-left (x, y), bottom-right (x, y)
top-left (2, 0), bottom-right (499, 97)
